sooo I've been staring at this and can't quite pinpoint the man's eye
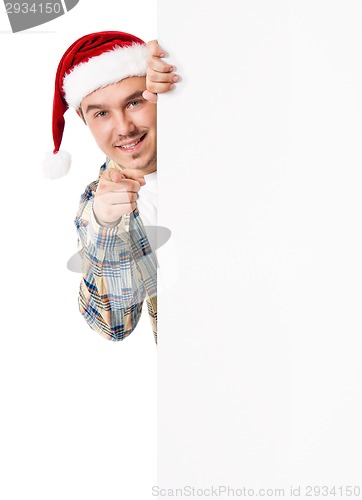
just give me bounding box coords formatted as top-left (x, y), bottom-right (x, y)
top-left (95, 111), bottom-right (107, 118)
top-left (127, 100), bottom-right (142, 109)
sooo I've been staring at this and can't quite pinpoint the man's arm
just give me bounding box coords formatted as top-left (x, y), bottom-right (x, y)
top-left (75, 174), bottom-right (148, 341)
top-left (143, 40), bottom-right (180, 103)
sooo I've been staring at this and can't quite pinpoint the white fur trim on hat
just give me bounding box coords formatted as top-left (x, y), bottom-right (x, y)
top-left (63, 44), bottom-right (149, 109)
top-left (42, 150), bottom-right (72, 179)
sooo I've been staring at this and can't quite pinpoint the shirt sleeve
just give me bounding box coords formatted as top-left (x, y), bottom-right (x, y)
top-left (74, 179), bottom-right (146, 341)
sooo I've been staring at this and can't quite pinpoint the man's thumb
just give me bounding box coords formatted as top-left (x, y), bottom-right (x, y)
top-left (143, 89), bottom-right (158, 103)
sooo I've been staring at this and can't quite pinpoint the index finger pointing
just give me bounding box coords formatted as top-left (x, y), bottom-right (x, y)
top-left (101, 168), bottom-right (125, 183)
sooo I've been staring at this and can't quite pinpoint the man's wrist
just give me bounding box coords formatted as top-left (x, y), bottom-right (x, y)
top-left (89, 210), bottom-right (130, 250)
top-left (92, 209), bottom-right (122, 228)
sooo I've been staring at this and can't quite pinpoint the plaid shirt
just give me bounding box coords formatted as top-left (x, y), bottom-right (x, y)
top-left (74, 162), bottom-right (157, 343)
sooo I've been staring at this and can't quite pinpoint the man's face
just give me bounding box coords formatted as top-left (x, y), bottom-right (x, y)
top-left (79, 76), bottom-right (157, 174)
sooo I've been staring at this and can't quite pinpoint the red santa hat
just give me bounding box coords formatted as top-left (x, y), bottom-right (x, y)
top-left (43, 31), bottom-right (149, 179)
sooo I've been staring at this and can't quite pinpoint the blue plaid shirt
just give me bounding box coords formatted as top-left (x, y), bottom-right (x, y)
top-left (74, 162), bottom-right (157, 343)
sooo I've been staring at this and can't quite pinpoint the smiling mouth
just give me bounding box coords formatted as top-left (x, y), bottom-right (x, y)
top-left (116, 134), bottom-right (146, 151)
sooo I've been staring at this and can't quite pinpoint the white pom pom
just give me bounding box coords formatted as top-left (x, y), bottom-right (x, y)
top-left (42, 150), bottom-right (72, 179)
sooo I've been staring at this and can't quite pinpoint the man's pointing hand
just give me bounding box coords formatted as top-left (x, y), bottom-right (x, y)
top-left (93, 168), bottom-right (145, 227)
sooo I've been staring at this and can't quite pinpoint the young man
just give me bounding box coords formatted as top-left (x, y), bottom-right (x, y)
top-left (45, 31), bottom-right (178, 344)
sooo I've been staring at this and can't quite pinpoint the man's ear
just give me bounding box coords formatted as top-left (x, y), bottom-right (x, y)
top-left (76, 107), bottom-right (87, 125)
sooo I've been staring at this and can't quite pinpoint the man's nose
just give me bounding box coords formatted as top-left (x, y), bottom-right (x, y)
top-left (112, 111), bottom-right (136, 137)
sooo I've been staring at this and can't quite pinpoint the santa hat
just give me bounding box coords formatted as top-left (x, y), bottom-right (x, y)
top-left (43, 31), bottom-right (149, 179)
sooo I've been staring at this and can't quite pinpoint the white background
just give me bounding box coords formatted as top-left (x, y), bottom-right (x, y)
top-left (0, 2), bottom-right (157, 500)
top-left (1, 1), bottom-right (362, 499)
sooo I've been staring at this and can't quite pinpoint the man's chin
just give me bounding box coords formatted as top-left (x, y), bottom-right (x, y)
top-left (110, 155), bottom-right (156, 173)
top-left (109, 141), bottom-right (156, 169)
top-left (127, 157), bottom-right (156, 173)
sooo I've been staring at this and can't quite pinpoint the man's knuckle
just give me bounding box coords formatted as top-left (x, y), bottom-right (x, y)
top-left (147, 82), bottom-right (158, 93)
